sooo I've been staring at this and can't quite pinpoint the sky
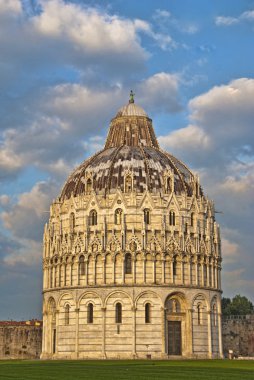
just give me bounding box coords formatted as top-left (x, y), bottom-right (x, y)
top-left (0, 0), bottom-right (254, 320)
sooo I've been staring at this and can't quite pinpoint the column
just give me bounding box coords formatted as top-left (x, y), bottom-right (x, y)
top-left (112, 258), bottom-right (115, 283)
top-left (122, 256), bottom-right (125, 284)
top-left (94, 256), bottom-right (97, 285)
top-left (102, 307), bottom-right (106, 358)
top-left (133, 258), bottom-right (136, 284)
top-left (143, 258), bottom-right (146, 283)
top-left (161, 258), bottom-right (165, 284)
top-left (215, 265), bottom-right (218, 289)
top-left (201, 263), bottom-right (204, 287)
top-left (195, 263), bottom-right (198, 286)
top-left (55, 310), bottom-right (59, 355)
top-left (211, 264), bottom-right (214, 288)
top-left (218, 312), bottom-right (223, 358)
top-left (85, 260), bottom-right (88, 286)
top-left (102, 257), bottom-right (106, 284)
top-left (152, 259), bottom-right (156, 284)
top-left (207, 309), bottom-right (212, 358)
top-left (75, 308), bottom-right (80, 358)
top-left (189, 261), bottom-right (192, 285)
top-left (161, 307), bottom-right (166, 355)
top-left (132, 307), bottom-right (137, 357)
top-left (171, 261), bottom-right (174, 284)
top-left (187, 308), bottom-right (193, 356)
top-left (181, 261), bottom-right (184, 284)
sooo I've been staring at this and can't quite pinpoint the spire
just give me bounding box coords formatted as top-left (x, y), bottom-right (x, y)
top-left (129, 90), bottom-right (135, 104)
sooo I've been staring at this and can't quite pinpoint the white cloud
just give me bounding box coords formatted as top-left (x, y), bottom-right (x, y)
top-left (0, 0), bottom-right (21, 14)
top-left (215, 9), bottom-right (254, 26)
top-left (3, 239), bottom-right (42, 266)
top-left (215, 16), bottom-right (239, 26)
top-left (137, 72), bottom-right (181, 113)
top-left (1, 181), bottom-right (59, 242)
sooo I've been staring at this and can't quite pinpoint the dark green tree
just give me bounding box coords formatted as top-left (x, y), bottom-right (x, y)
top-left (221, 295), bottom-right (254, 316)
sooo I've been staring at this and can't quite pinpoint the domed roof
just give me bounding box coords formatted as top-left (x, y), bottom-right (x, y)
top-left (116, 103), bottom-right (148, 118)
top-left (60, 93), bottom-right (200, 200)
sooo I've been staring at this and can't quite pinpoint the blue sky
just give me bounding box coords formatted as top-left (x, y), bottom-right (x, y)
top-left (0, 0), bottom-right (254, 319)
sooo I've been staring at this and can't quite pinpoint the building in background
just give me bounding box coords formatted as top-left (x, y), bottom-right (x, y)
top-left (0, 320), bottom-right (42, 359)
top-left (41, 94), bottom-right (223, 359)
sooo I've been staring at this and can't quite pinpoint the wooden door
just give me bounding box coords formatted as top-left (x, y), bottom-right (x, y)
top-left (168, 321), bottom-right (182, 355)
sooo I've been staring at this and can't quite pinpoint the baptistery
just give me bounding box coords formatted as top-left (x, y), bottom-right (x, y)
top-left (41, 93), bottom-right (223, 359)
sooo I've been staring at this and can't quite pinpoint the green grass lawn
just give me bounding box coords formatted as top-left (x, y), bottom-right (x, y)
top-left (0, 360), bottom-right (254, 380)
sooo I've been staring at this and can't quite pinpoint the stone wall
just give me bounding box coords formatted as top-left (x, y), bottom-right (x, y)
top-left (222, 315), bottom-right (254, 357)
top-left (0, 321), bottom-right (42, 359)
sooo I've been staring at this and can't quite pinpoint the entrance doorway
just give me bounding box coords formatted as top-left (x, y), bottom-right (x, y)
top-left (168, 321), bottom-right (182, 355)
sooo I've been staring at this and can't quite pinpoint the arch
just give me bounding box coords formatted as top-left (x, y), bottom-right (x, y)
top-left (104, 290), bottom-right (133, 308)
top-left (115, 208), bottom-right (123, 225)
top-left (191, 292), bottom-right (209, 309)
top-left (144, 208), bottom-right (150, 224)
top-left (165, 292), bottom-right (187, 312)
top-left (124, 253), bottom-right (132, 274)
top-left (115, 302), bottom-right (122, 324)
top-left (89, 209), bottom-right (97, 226)
top-left (57, 292), bottom-right (75, 309)
top-left (135, 290), bottom-right (163, 308)
top-left (48, 297), bottom-right (56, 314)
top-left (78, 290), bottom-right (102, 309)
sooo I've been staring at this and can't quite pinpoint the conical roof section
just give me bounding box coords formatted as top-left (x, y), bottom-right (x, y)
top-left (105, 92), bottom-right (159, 149)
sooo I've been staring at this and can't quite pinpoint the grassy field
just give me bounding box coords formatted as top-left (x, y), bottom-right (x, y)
top-left (0, 359), bottom-right (254, 380)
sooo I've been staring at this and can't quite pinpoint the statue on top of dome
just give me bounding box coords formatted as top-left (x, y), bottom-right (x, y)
top-left (129, 90), bottom-right (135, 103)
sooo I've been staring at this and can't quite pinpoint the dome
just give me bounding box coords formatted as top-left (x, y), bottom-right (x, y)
top-left (116, 102), bottom-right (148, 117)
top-left (60, 93), bottom-right (201, 200)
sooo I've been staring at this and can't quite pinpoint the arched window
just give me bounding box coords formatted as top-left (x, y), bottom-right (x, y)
top-left (70, 213), bottom-right (75, 232)
top-left (125, 253), bottom-right (132, 274)
top-left (173, 259), bottom-right (177, 276)
top-left (65, 304), bottom-right (70, 325)
top-left (169, 211), bottom-right (175, 226)
top-left (115, 209), bottom-right (123, 225)
top-left (125, 175), bottom-right (132, 193)
top-left (115, 303), bottom-right (122, 324)
top-left (86, 178), bottom-right (92, 194)
top-left (166, 177), bottom-right (171, 193)
top-left (145, 303), bottom-right (151, 323)
top-left (89, 210), bottom-right (97, 226)
top-left (190, 212), bottom-right (194, 227)
top-left (213, 304), bottom-right (217, 326)
top-left (79, 255), bottom-right (85, 276)
top-left (197, 304), bottom-right (202, 325)
top-left (87, 303), bottom-right (93, 324)
top-left (144, 208), bottom-right (150, 224)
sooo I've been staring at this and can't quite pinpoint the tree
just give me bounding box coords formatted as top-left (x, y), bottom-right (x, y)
top-left (222, 294), bottom-right (254, 316)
